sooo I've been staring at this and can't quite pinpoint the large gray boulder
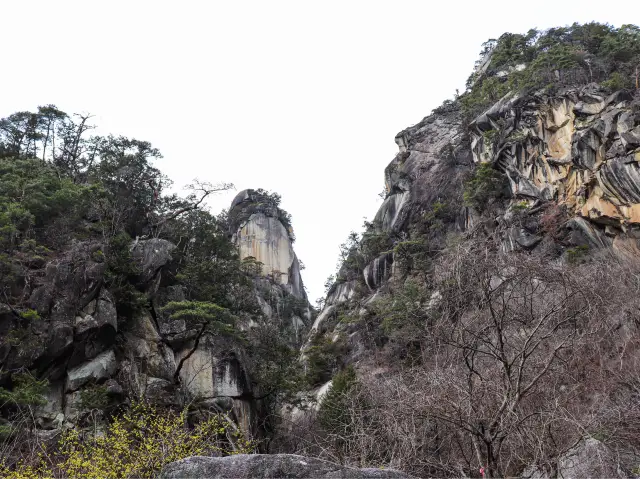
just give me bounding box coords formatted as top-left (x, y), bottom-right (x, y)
top-left (159, 454), bottom-right (411, 478)
top-left (65, 349), bottom-right (117, 392)
top-left (130, 238), bottom-right (176, 285)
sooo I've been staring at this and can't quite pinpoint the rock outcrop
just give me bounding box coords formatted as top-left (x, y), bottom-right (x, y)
top-left (469, 86), bottom-right (640, 239)
top-left (298, 86), bottom-right (640, 477)
top-left (159, 454), bottom-right (412, 478)
top-left (229, 189), bottom-right (307, 300)
top-left (0, 190), bottom-right (311, 441)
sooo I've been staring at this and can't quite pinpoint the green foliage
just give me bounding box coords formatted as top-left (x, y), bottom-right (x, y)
top-left (245, 323), bottom-right (307, 411)
top-left (482, 128), bottom-right (499, 146)
top-left (462, 23), bottom-right (640, 118)
top-left (463, 163), bottom-right (507, 211)
top-left (0, 373), bottom-right (48, 407)
top-left (79, 384), bottom-right (110, 411)
top-left (460, 77), bottom-right (510, 117)
top-left (0, 158), bottom-right (90, 249)
top-left (336, 231), bottom-right (365, 280)
top-left (373, 279), bottom-right (428, 336)
top-left (104, 232), bottom-right (146, 317)
top-left (601, 72), bottom-right (631, 90)
top-left (251, 188), bottom-right (295, 242)
top-left (567, 244), bottom-right (589, 264)
top-left (317, 366), bottom-right (358, 434)
top-left (305, 334), bottom-right (347, 387)
top-left (18, 310), bottom-right (39, 321)
top-left (165, 209), bottom-right (260, 316)
top-left (511, 201), bottom-right (529, 212)
top-left (360, 228), bottom-right (394, 263)
top-left (161, 301), bottom-right (236, 336)
top-left (0, 401), bottom-right (253, 479)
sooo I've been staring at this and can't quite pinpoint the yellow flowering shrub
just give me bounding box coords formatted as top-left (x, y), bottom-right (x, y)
top-left (0, 402), bottom-right (254, 479)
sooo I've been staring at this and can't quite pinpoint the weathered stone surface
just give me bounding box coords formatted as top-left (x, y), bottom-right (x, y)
top-left (130, 238), bottom-right (176, 285)
top-left (122, 311), bottom-right (175, 380)
top-left (235, 212), bottom-right (301, 293)
top-left (66, 350), bottom-right (117, 392)
top-left (29, 242), bottom-right (106, 322)
top-left (229, 189), bottom-right (308, 301)
top-left (144, 377), bottom-right (178, 406)
top-left (176, 343), bottom-right (249, 400)
top-left (502, 227), bottom-right (542, 252)
top-left (36, 382), bottom-right (64, 428)
top-left (159, 454), bottom-right (412, 478)
top-left (45, 323), bottom-right (74, 361)
top-left (72, 288), bottom-right (118, 363)
top-left (154, 285), bottom-right (187, 336)
top-left (104, 379), bottom-right (124, 397)
top-left (468, 87), bottom-right (640, 230)
top-left (363, 252), bottom-right (394, 290)
top-left (374, 191), bottom-right (410, 232)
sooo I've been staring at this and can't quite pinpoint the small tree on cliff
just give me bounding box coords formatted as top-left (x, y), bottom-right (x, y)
top-left (160, 301), bottom-right (238, 384)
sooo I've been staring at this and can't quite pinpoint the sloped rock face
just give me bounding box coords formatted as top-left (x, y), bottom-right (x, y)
top-left (309, 101), bottom-right (472, 338)
top-left (296, 88), bottom-right (640, 476)
top-left (2, 187), bottom-right (311, 438)
top-left (160, 189), bottom-right (314, 437)
top-left (159, 454), bottom-right (412, 479)
top-left (228, 189), bottom-right (312, 344)
top-left (65, 349), bottom-right (117, 392)
top-left (470, 86), bottom-right (640, 236)
top-left (130, 238), bottom-right (176, 287)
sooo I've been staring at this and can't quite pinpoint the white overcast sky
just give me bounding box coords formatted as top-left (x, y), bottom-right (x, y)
top-left (1, 1), bottom-right (633, 301)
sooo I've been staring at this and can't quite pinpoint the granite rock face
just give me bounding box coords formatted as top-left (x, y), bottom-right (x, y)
top-left (229, 189), bottom-right (308, 300)
top-left (523, 438), bottom-right (627, 479)
top-left (298, 88), bottom-right (640, 476)
top-left (469, 86), bottom-right (640, 232)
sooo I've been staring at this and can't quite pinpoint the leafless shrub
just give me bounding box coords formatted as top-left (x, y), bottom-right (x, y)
top-left (281, 241), bottom-right (640, 477)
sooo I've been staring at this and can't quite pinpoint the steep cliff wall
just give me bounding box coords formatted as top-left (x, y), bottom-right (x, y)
top-left (0, 194), bottom-right (311, 442)
top-left (229, 189), bottom-right (307, 300)
top-left (295, 83), bottom-right (640, 477)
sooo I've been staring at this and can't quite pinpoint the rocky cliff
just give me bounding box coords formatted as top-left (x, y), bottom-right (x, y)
top-left (0, 189), bottom-right (311, 441)
top-left (308, 85), bottom-right (640, 368)
top-left (2, 21), bottom-right (640, 479)
top-left (290, 25), bottom-right (640, 478)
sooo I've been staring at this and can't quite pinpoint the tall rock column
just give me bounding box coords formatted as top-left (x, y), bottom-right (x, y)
top-left (229, 189), bottom-right (307, 301)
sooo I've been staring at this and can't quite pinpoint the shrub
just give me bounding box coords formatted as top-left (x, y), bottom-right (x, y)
top-left (78, 384), bottom-right (111, 412)
top-left (0, 373), bottom-right (48, 407)
top-left (317, 366), bottom-right (358, 434)
top-left (0, 401), bottom-right (254, 479)
top-left (601, 71), bottom-right (630, 90)
top-left (18, 310), bottom-right (40, 321)
top-left (463, 162), bottom-right (508, 211)
top-left (305, 334), bottom-right (346, 387)
top-left (567, 244), bottom-right (589, 264)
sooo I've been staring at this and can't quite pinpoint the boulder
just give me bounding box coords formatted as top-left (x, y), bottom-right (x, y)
top-left (71, 288), bottom-right (118, 364)
top-left (36, 382), bottom-right (64, 429)
top-left (130, 238), bottom-right (176, 285)
top-left (28, 241), bottom-right (106, 323)
top-left (555, 438), bottom-right (626, 479)
top-left (66, 350), bottom-right (117, 392)
top-left (158, 454), bottom-right (412, 478)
